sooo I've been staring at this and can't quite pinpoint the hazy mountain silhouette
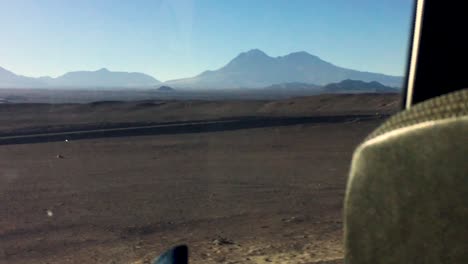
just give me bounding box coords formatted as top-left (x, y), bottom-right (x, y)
top-left (47, 68), bottom-right (160, 88)
top-left (0, 67), bottom-right (45, 88)
top-left (323, 79), bottom-right (399, 93)
top-left (165, 49), bottom-right (403, 89)
top-left (0, 67), bottom-right (160, 88)
top-left (157, 85), bottom-right (175, 92)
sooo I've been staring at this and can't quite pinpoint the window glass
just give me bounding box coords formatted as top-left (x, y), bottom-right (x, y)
top-left (0, 1), bottom-right (413, 263)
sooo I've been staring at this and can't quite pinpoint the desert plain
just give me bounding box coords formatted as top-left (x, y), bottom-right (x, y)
top-left (0, 93), bottom-right (400, 264)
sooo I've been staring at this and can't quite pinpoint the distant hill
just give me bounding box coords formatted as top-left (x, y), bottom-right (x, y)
top-left (0, 67), bottom-right (160, 88)
top-left (47, 68), bottom-right (160, 88)
top-left (165, 49), bottom-right (403, 89)
top-left (261, 80), bottom-right (398, 95)
top-left (0, 67), bottom-right (45, 88)
top-left (323, 79), bottom-right (399, 93)
top-left (157, 85), bottom-right (175, 92)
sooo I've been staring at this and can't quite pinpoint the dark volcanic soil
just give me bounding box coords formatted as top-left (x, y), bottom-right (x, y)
top-left (0, 94), bottom-right (399, 264)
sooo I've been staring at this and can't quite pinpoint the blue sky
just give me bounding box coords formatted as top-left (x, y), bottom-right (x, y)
top-left (0, 0), bottom-right (414, 81)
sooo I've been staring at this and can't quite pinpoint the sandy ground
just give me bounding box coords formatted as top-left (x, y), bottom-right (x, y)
top-left (0, 94), bottom-right (398, 264)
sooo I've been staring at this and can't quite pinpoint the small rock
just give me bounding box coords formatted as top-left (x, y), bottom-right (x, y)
top-left (212, 236), bottom-right (234, 246)
top-left (214, 256), bottom-right (226, 262)
top-left (281, 216), bottom-right (303, 223)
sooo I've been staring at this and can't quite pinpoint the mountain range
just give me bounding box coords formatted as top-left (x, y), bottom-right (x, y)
top-left (323, 79), bottom-right (399, 93)
top-left (166, 49), bottom-right (402, 89)
top-left (0, 67), bottom-right (160, 88)
top-left (0, 67), bottom-right (43, 88)
top-left (260, 79), bottom-right (398, 94)
top-left (0, 49), bottom-right (403, 89)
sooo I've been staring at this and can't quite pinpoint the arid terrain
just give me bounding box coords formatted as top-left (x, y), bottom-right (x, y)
top-left (0, 93), bottom-right (400, 264)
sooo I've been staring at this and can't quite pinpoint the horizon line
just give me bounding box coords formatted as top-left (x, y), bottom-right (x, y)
top-left (1, 48), bottom-right (405, 82)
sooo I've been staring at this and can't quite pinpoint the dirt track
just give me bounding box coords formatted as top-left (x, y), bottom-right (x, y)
top-left (0, 114), bottom-right (384, 145)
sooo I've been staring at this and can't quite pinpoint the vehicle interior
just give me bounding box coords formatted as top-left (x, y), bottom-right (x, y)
top-left (345, 1), bottom-right (468, 263)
